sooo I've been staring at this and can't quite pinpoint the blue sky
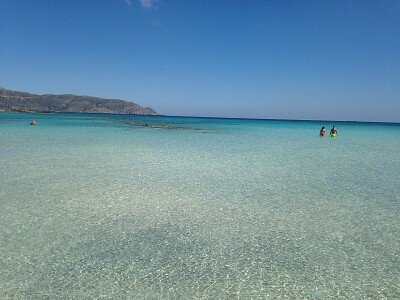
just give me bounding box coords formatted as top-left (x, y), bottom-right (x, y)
top-left (1, 0), bottom-right (399, 122)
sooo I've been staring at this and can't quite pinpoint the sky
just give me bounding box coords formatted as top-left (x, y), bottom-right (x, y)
top-left (1, 0), bottom-right (399, 122)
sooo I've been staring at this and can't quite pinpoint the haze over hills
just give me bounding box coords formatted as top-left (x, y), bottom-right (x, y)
top-left (0, 88), bottom-right (157, 115)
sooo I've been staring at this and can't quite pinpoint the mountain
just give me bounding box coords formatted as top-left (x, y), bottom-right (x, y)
top-left (0, 88), bottom-right (158, 115)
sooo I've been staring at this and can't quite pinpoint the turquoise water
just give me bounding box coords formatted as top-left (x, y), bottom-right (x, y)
top-left (1, 112), bottom-right (399, 299)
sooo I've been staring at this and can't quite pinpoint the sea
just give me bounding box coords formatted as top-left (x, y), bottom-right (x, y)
top-left (1, 112), bottom-right (399, 299)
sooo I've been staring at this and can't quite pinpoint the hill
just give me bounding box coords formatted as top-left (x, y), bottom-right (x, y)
top-left (0, 88), bottom-right (157, 115)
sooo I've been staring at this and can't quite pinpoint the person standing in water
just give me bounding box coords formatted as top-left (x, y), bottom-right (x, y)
top-left (320, 126), bottom-right (326, 137)
top-left (330, 125), bottom-right (338, 137)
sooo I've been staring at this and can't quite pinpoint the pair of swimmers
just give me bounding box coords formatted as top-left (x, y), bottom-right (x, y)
top-left (320, 126), bottom-right (337, 137)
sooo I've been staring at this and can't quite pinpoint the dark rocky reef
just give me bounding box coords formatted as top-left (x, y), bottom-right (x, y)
top-left (0, 88), bottom-right (157, 115)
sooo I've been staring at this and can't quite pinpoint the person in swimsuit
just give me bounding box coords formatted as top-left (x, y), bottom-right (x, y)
top-left (330, 125), bottom-right (338, 137)
top-left (320, 126), bottom-right (326, 137)
top-left (31, 120), bottom-right (37, 125)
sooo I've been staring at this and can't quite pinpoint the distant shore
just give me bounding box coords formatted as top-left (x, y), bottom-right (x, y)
top-left (0, 109), bottom-right (34, 113)
top-left (0, 109), bottom-right (54, 114)
top-left (0, 87), bottom-right (158, 115)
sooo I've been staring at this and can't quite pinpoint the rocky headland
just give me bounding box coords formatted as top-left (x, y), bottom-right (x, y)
top-left (0, 88), bottom-right (157, 115)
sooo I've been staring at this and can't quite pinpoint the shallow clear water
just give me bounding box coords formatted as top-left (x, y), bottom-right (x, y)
top-left (1, 112), bottom-right (399, 299)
